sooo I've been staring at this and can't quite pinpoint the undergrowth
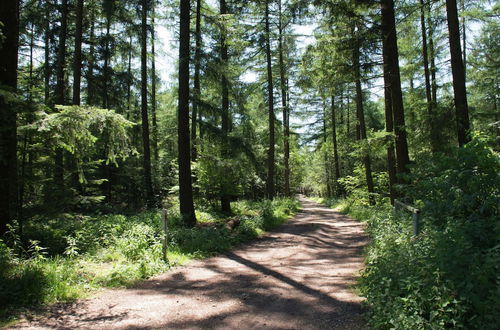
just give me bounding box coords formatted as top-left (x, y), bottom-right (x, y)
top-left (313, 136), bottom-right (499, 329)
top-left (0, 197), bottom-right (300, 322)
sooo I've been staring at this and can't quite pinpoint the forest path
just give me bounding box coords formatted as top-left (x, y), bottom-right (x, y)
top-left (13, 196), bottom-right (368, 330)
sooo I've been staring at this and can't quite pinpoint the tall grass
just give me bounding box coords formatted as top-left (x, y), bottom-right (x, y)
top-left (0, 197), bottom-right (300, 322)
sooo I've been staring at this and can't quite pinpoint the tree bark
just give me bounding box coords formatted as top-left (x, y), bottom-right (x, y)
top-left (380, 0), bottom-right (410, 176)
top-left (265, 0), bottom-right (275, 200)
top-left (220, 0), bottom-right (231, 214)
top-left (69, 0), bottom-right (85, 193)
top-left (87, 8), bottom-right (96, 106)
top-left (426, 4), bottom-right (438, 105)
top-left (191, 0), bottom-right (202, 161)
top-left (382, 36), bottom-right (397, 204)
top-left (141, 0), bottom-right (154, 206)
top-left (126, 34), bottom-right (132, 113)
top-left (346, 88), bottom-right (350, 136)
top-left (44, 1), bottom-right (51, 104)
top-left (323, 101), bottom-right (331, 198)
top-left (54, 0), bottom-right (69, 189)
top-left (353, 40), bottom-right (375, 205)
top-left (278, 0), bottom-right (290, 197)
top-left (461, 0), bottom-right (466, 80)
top-left (72, 0), bottom-right (84, 106)
top-left (419, 0), bottom-right (439, 152)
top-left (151, 4), bottom-right (159, 164)
top-left (331, 95), bottom-right (341, 196)
top-left (446, 0), bottom-right (470, 146)
top-left (103, 4), bottom-right (112, 109)
top-left (0, 0), bottom-right (19, 235)
top-left (178, 0), bottom-right (197, 225)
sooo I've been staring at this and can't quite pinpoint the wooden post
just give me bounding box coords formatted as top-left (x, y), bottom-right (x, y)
top-left (412, 212), bottom-right (419, 236)
top-left (161, 208), bottom-right (169, 262)
top-left (394, 199), bottom-right (421, 236)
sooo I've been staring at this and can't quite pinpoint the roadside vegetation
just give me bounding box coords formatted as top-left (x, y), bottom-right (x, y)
top-left (0, 197), bottom-right (299, 323)
top-left (313, 137), bottom-right (499, 329)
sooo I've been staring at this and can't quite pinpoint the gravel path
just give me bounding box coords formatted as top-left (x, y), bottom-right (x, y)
top-left (12, 197), bottom-right (368, 329)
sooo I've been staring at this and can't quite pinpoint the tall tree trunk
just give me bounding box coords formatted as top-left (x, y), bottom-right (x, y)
top-left (265, 0), bottom-right (275, 200)
top-left (419, 0), bottom-right (438, 152)
top-left (278, 0), bottom-right (290, 197)
top-left (44, 1), bottom-right (51, 104)
top-left (382, 38), bottom-right (397, 204)
top-left (178, 0), bottom-right (197, 225)
top-left (191, 0), bottom-right (202, 161)
top-left (69, 0), bottom-right (84, 192)
top-left (87, 8), bottom-right (96, 106)
top-left (346, 88), bottom-right (350, 136)
top-left (0, 0), bottom-right (19, 235)
top-left (380, 0), bottom-right (410, 177)
top-left (102, 3), bottom-right (114, 203)
top-left (425, 4), bottom-right (438, 105)
top-left (19, 23), bottom-right (36, 229)
top-left (461, 0), bottom-right (466, 80)
top-left (219, 0), bottom-right (231, 214)
top-left (126, 34), bottom-right (132, 114)
top-left (103, 10), bottom-right (111, 109)
top-left (54, 0), bottom-right (69, 189)
top-left (72, 0), bottom-right (84, 106)
top-left (323, 100), bottom-right (331, 198)
top-left (446, 0), bottom-right (470, 146)
top-left (141, 0), bottom-right (154, 206)
top-left (353, 40), bottom-right (375, 205)
top-left (331, 95), bottom-right (341, 196)
top-left (28, 24), bottom-right (34, 100)
top-left (151, 4), bottom-right (159, 164)
top-left (56, 0), bottom-right (68, 104)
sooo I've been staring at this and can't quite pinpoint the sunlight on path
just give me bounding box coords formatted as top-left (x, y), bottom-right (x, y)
top-left (12, 196), bottom-right (368, 330)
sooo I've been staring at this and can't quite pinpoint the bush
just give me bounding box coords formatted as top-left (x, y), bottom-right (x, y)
top-left (358, 136), bottom-right (499, 329)
top-left (1, 197), bottom-right (300, 321)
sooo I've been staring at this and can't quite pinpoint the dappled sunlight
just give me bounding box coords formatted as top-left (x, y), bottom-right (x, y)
top-left (13, 198), bottom-right (368, 330)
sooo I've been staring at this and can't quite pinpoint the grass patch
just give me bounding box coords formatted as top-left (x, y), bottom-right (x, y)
top-left (0, 197), bottom-right (300, 323)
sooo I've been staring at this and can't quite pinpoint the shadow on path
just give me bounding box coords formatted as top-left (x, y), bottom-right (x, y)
top-left (12, 196), bottom-right (368, 330)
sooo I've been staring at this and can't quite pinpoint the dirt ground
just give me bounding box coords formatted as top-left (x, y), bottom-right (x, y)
top-left (10, 197), bottom-right (369, 329)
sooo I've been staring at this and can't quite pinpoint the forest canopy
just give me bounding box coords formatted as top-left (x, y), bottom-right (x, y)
top-left (0, 0), bottom-right (498, 328)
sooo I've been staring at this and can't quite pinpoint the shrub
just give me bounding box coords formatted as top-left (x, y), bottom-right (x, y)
top-left (358, 136), bottom-right (499, 329)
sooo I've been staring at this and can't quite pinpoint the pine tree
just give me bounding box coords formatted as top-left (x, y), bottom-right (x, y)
top-left (178, 0), bottom-right (197, 225)
top-left (445, 0), bottom-right (471, 146)
top-left (264, 0), bottom-right (275, 200)
top-left (141, 0), bottom-right (154, 206)
top-left (0, 0), bottom-right (20, 235)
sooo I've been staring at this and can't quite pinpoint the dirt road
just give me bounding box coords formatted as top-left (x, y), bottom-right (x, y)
top-left (12, 197), bottom-right (368, 329)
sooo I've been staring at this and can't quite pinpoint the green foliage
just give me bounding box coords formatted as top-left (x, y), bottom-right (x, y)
top-left (1, 198), bottom-right (299, 321)
top-left (408, 134), bottom-right (499, 232)
top-left (30, 105), bottom-right (136, 182)
top-left (337, 136), bottom-right (499, 329)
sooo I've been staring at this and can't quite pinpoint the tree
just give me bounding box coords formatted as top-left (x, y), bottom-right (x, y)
top-left (219, 0), bottom-right (231, 214)
top-left (419, 0), bottom-right (438, 152)
top-left (331, 94), bottom-right (341, 196)
top-left (264, 0), bottom-right (275, 199)
top-left (178, 0), bottom-right (197, 225)
top-left (72, 0), bottom-right (84, 106)
top-left (446, 0), bottom-right (471, 146)
top-left (53, 0), bottom-right (69, 190)
top-left (278, 0), bottom-right (290, 196)
top-left (191, 0), bottom-right (202, 162)
top-left (352, 26), bottom-right (375, 205)
top-left (141, 0), bottom-right (154, 206)
top-left (0, 0), bottom-right (20, 235)
top-left (151, 3), bottom-right (159, 164)
top-left (380, 0), bottom-right (410, 177)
